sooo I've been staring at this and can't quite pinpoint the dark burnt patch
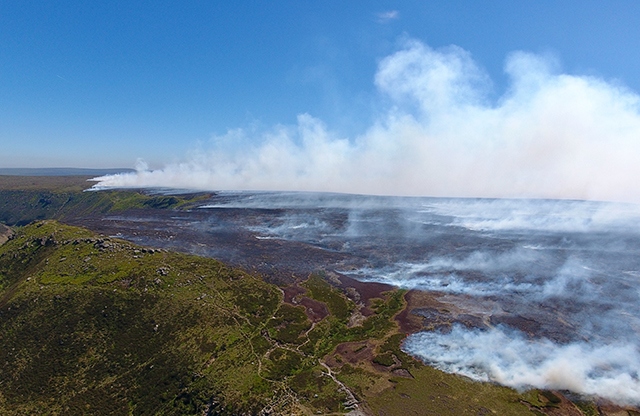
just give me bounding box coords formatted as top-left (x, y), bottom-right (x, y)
top-left (334, 341), bottom-right (375, 366)
top-left (334, 273), bottom-right (394, 306)
top-left (282, 284), bottom-right (329, 322)
top-left (297, 297), bottom-right (329, 322)
top-left (282, 285), bottom-right (305, 303)
top-left (490, 314), bottom-right (541, 336)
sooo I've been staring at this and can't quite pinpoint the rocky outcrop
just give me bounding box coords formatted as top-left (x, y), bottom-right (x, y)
top-left (0, 223), bottom-right (13, 246)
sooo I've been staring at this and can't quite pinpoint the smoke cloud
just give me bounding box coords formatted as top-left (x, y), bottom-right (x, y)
top-left (292, 194), bottom-right (639, 405)
top-left (92, 38), bottom-right (640, 202)
top-left (404, 325), bottom-right (640, 405)
top-left (90, 188), bottom-right (640, 404)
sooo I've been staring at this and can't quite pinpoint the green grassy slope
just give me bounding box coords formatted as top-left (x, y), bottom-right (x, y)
top-left (0, 221), bottom-right (283, 414)
top-left (0, 221), bottom-right (419, 415)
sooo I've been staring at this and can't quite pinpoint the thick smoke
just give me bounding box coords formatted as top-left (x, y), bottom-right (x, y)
top-left (208, 193), bottom-right (640, 405)
top-left (88, 37), bottom-right (640, 405)
top-left (92, 187), bottom-right (640, 404)
top-left (404, 326), bottom-right (640, 405)
top-left (92, 39), bottom-right (640, 202)
top-left (336, 197), bottom-right (640, 405)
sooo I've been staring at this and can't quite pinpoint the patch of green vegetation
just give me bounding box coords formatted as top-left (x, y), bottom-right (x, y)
top-left (335, 364), bottom-right (379, 397)
top-left (230, 277), bottom-right (281, 325)
top-left (267, 303), bottom-right (311, 344)
top-left (367, 364), bottom-right (536, 416)
top-left (303, 273), bottom-right (354, 321)
top-left (520, 389), bottom-right (564, 410)
top-left (264, 347), bottom-right (304, 379)
top-left (372, 352), bottom-right (395, 367)
top-left (0, 221), bottom-right (290, 415)
top-left (289, 366), bottom-right (350, 414)
top-left (573, 401), bottom-right (599, 416)
top-left (522, 389), bottom-right (545, 408)
top-left (377, 332), bottom-right (418, 369)
top-left (345, 289), bottom-right (406, 341)
top-left (539, 390), bottom-right (561, 407)
top-left (296, 282), bottom-right (407, 363)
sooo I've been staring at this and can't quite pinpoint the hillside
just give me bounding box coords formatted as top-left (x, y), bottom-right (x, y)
top-left (0, 221), bottom-right (561, 415)
top-left (0, 177), bottom-right (628, 415)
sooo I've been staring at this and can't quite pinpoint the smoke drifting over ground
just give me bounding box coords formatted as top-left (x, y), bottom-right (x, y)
top-left (248, 194), bottom-right (640, 405)
top-left (337, 196), bottom-right (640, 405)
top-left (85, 191), bottom-right (640, 405)
top-left (89, 38), bottom-right (640, 404)
top-left (405, 326), bottom-right (640, 405)
top-left (93, 39), bottom-right (640, 202)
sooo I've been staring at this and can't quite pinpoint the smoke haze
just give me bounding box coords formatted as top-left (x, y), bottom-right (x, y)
top-left (87, 190), bottom-right (640, 405)
top-left (93, 39), bottom-right (640, 202)
top-left (405, 326), bottom-right (640, 405)
top-left (328, 196), bottom-right (640, 405)
top-left (88, 38), bottom-right (640, 404)
top-left (250, 194), bottom-right (640, 405)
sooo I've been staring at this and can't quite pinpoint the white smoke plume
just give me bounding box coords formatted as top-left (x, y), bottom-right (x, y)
top-left (90, 185), bottom-right (640, 404)
top-left (92, 38), bottom-right (640, 202)
top-left (404, 325), bottom-right (640, 406)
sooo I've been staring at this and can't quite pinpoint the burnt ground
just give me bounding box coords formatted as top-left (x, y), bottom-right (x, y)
top-left (65, 206), bottom-right (544, 340)
top-left (68, 207), bottom-right (365, 286)
top-left (5, 184), bottom-right (636, 414)
top-left (282, 284), bottom-right (329, 322)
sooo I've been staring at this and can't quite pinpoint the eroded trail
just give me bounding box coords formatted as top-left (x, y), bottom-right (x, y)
top-left (319, 362), bottom-right (359, 411)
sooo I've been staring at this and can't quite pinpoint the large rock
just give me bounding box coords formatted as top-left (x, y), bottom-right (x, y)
top-left (0, 223), bottom-right (13, 246)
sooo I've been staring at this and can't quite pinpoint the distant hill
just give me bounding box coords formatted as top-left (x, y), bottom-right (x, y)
top-left (0, 168), bottom-right (134, 176)
top-left (0, 183), bottom-right (211, 226)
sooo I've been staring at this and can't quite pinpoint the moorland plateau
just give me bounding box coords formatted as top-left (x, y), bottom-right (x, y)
top-left (0, 175), bottom-right (636, 415)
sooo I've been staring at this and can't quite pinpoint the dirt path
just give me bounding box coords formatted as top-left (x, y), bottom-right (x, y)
top-left (319, 362), bottom-right (360, 412)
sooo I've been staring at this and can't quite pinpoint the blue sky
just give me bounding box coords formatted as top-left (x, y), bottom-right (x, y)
top-left (1, 1), bottom-right (638, 169)
top-left (3, 1), bottom-right (640, 201)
